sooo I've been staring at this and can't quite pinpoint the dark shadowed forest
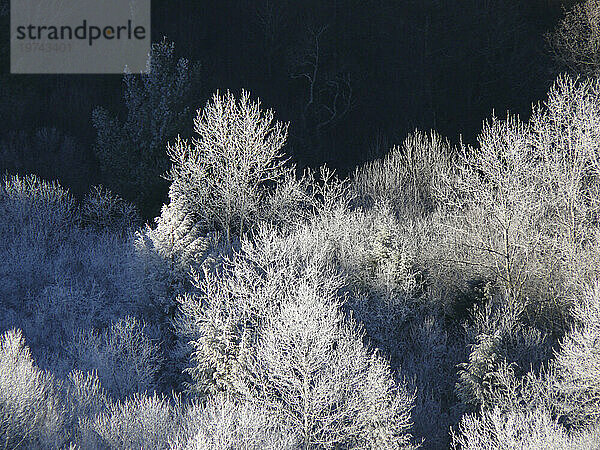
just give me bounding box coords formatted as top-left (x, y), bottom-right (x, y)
top-left (0, 0), bottom-right (578, 216)
top-left (3, 0), bottom-right (600, 449)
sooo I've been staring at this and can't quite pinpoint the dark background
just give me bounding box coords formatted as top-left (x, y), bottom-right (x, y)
top-left (0, 0), bottom-right (577, 210)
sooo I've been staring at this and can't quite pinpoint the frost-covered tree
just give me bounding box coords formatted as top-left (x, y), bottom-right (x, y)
top-left (435, 75), bottom-right (600, 333)
top-left (0, 329), bottom-right (67, 448)
top-left (166, 90), bottom-right (310, 243)
top-left (547, 0), bottom-right (600, 77)
top-left (552, 282), bottom-right (600, 428)
top-left (145, 89), bottom-right (320, 285)
top-left (174, 225), bottom-right (343, 396)
top-left (442, 114), bottom-right (545, 312)
top-left (81, 185), bottom-right (140, 232)
top-left (171, 395), bottom-right (298, 449)
top-left (92, 39), bottom-right (201, 218)
top-left (136, 203), bottom-right (225, 276)
top-left (241, 284), bottom-right (416, 449)
top-left (69, 317), bottom-right (162, 399)
top-left (528, 75), bottom-right (600, 291)
top-left (452, 406), bottom-right (600, 450)
top-left (352, 130), bottom-right (455, 216)
top-left (456, 298), bottom-right (551, 410)
top-left (175, 225), bottom-right (417, 449)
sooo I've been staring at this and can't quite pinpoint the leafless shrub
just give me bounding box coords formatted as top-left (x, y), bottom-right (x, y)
top-left (171, 395), bottom-right (298, 449)
top-left (352, 130), bottom-right (455, 216)
top-left (69, 317), bottom-right (162, 399)
top-left (81, 185), bottom-right (140, 232)
top-left (452, 406), bottom-right (600, 450)
top-left (0, 329), bottom-right (68, 448)
top-left (91, 392), bottom-right (177, 449)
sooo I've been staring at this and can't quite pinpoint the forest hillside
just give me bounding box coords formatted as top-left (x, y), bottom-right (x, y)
top-left (3, 1), bottom-right (600, 449)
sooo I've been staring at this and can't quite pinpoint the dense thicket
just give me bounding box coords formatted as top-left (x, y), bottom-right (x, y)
top-left (4, 1), bottom-right (600, 448)
top-left (2, 73), bottom-right (600, 448)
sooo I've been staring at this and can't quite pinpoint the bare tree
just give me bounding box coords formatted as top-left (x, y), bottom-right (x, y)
top-left (547, 0), bottom-right (600, 76)
top-left (175, 225), bottom-right (417, 449)
top-left (440, 115), bottom-right (546, 314)
top-left (240, 284), bottom-right (416, 449)
top-left (290, 26), bottom-right (354, 158)
top-left (166, 90), bottom-right (293, 243)
top-left (434, 76), bottom-right (600, 332)
top-left (552, 282), bottom-right (600, 428)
